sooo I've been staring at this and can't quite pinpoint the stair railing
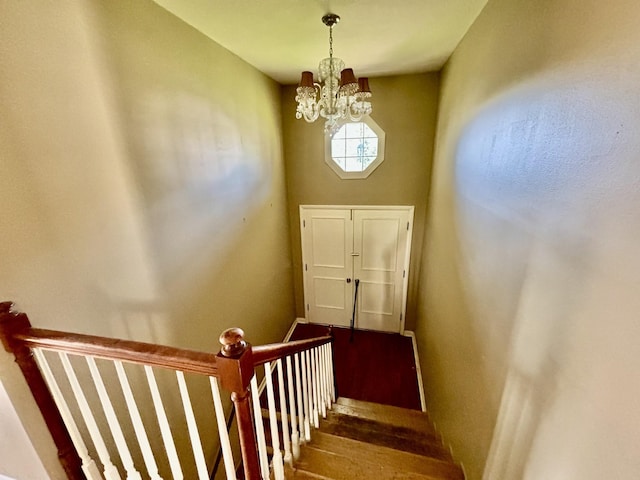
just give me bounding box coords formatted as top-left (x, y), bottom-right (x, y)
top-left (219, 327), bottom-right (335, 480)
top-left (0, 302), bottom-right (335, 480)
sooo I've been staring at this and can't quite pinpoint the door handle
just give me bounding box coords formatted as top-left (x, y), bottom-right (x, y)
top-left (346, 278), bottom-right (351, 283)
top-left (350, 278), bottom-right (360, 342)
top-left (351, 253), bottom-right (360, 256)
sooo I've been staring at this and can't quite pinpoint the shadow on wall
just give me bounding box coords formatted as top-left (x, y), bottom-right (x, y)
top-left (128, 90), bottom-right (269, 289)
top-left (86, 0), bottom-right (290, 349)
top-left (479, 244), bottom-right (588, 479)
top-left (104, 88), bottom-right (271, 348)
top-left (451, 61), bottom-right (640, 478)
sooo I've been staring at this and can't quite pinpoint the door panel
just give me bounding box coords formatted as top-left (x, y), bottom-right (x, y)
top-left (313, 277), bottom-right (347, 309)
top-left (360, 218), bottom-right (400, 272)
top-left (301, 209), bottom-right (353, 327)
top-left (353, 210), bottom-right (409, 332)
top-left (359, 281), bottom-right (395, 315)
top-left (312, 218), bottom-right (347, 267)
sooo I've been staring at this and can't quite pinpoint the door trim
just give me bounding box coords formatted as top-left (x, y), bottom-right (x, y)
top-left (300, 205), bottom-right (414, 333)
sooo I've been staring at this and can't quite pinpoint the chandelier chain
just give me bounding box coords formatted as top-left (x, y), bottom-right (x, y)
top-left (329, 25), bottom-right (333, 59)
top-left (329, 25), bottom-right (334, 101)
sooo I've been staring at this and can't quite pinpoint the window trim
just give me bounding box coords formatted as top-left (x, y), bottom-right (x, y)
top-left (324, 116), bottom-right (386, 179)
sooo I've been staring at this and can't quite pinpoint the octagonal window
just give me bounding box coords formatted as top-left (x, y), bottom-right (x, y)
top-left (325, 116), bottom-right (386, 179)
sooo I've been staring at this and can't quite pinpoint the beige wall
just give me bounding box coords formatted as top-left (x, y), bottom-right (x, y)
top-left (282, 73), bottom-right (440, 329)
top-left (417, 0), bottom-right (640, 478)
top-left (0, 0), bottom-right (293, 477)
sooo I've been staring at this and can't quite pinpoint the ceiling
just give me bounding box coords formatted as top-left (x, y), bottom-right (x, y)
top-left (152, 0), bottom-right (488, 85)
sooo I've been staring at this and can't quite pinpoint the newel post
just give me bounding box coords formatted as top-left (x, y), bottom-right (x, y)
top-left (0, 302), bottom-right (84, 479)
top-left (217, 327), bottom-right (261, 480)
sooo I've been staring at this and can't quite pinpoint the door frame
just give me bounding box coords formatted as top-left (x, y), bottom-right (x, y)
top-left (299, 205), bottom-right (414, 333)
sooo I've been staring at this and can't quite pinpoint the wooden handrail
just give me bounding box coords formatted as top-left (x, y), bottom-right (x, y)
top-left (12, 328), bottom-right (219, 376)
top-left (252, 335), bottom-right (332, 366)
top-left (1, 302), bottom-right (335, 480)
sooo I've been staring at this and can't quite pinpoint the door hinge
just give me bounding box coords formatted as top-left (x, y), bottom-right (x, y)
top-left (303, 219), bottom-right (306, 227)
top-left (407, 221), bottom-right (410, 231)
top-left (307, 304), bottom-right (310, 311)
top-left (403, 270), bottom-right (406, 278)
top-left (400, 313), bottom-right (403, 321)
top-left (305, 264), bottom-right (308, 271)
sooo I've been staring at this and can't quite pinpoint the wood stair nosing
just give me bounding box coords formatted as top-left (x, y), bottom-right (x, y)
top-left (335, 396), bottom-right (433, 418)
top-left (284, 466), bottom-right (330, 480)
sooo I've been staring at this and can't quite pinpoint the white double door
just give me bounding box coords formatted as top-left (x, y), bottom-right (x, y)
top-left (300, 206), bottom-right (413, 333)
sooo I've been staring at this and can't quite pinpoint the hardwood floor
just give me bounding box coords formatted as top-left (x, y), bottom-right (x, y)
top-left (289, 323), bottom-right (422, 410)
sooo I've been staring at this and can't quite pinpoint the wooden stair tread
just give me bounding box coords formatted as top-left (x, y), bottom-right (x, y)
top-left (288, 442), bottom-right (463, 480)
top-left (320, 411), bottom-right (450, 460)
top-left (307, 431), bottom-right (464, 479)
top-left (333, 397), bottom-right (435, 432)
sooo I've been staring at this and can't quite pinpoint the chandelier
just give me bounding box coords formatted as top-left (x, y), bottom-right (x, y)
top-left (295, 13), bottom-right (373, 134)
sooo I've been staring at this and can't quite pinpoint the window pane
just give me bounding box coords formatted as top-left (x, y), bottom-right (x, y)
top-left (362, 123), bottom-right (376, 137)
top-left (333, 125), bottom-right (347, 140)
top-left (344, 156), bottom-right (364, 172)
top-left (361, 155), bottom-right (376, 169)
top-left (345, 138), bottom-right (363, 158)
top-left (360, 138), bottom-right (378, 158)
top-left (331, 138), bottom-right (346, 158)
top-left (344, 122), bottom-right (364, 138)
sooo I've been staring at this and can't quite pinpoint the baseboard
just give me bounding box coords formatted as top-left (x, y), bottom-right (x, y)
top-left (402, 330), bottom-right (427, 412)
top-left (283, 318), bottom-right (305, 342)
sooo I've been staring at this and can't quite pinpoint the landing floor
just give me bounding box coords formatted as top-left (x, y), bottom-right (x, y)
top-left (289, 323), bottom-right (422, 410)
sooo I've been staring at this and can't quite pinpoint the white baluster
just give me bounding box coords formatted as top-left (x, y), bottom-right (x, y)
top-left (323, 344), bottom-right (331, 409)
top-left (298, 352), bottom-right (310, 442)
top-left (318, 345), bottom-right (329, 408)
top-left (144, 365), bottom-right (183, 480)
top-left (294, 353), bottom-right (305, 444)
top-left (264, 362), bottom-right (284, 480)
top-left (310, 349), bottom-right (319, 428)
top-left (316, 347), bottom-right (326, 418)
top-left (286, 355), bottom-right (300, 459)
top-left (327, 343), bottom-right (336, 402)
top-left (324, 344), bottom-right (334, 406)
top-left (250, 375), bottom-right (270, 480)
top-left (33, 349), bottom-right (102, 480)
top-left (276, 359), bottom-right (292, 465)
top-left (209, 377), bottom-right (236, 480)
top-left (176, 371), bottom-right (208, 480)
top-left (58, 353), bottom-right (121, 480)
top-left (113, 361), bottom-right (162, 480)
top-left (86, 357), bottom-right (142, 480)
